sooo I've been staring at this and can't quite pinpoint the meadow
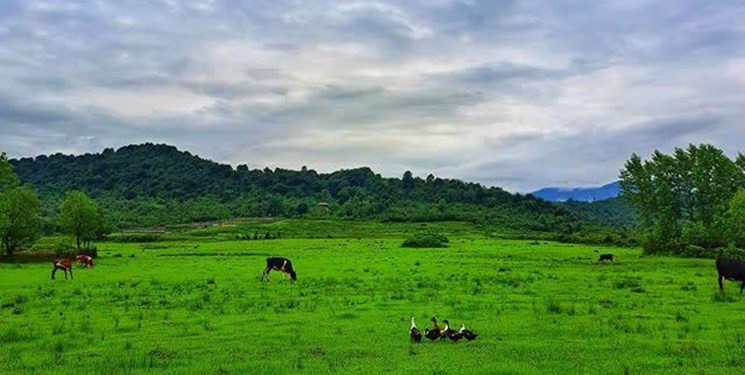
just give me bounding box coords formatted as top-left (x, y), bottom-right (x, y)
top-left (1, 220), bottom-right (745, 374)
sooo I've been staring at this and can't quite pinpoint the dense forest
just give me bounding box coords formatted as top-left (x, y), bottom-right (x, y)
top-left (8, 143), bottom-right (627, 240)
top-left (559, 197), bottom-right (636, 231)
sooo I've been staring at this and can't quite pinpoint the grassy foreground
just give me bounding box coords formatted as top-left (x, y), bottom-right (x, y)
top-left (1, 222), bottom-right (744, 374)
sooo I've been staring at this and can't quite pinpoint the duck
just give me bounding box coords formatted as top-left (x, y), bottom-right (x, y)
top-left (409, 317), bottom-right (422, 343)
top-left (424, 317), bottom-right (441, 341)
top-left (442, 320), bottom-right (464, 342)
top-left (459, 323), bottom-right (479, 341)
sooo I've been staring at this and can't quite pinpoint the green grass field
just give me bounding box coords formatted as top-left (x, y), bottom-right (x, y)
top-left (1, 221), bottom-right (744, 374)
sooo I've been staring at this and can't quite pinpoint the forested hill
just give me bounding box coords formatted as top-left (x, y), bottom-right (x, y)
top-left (10, 143), bottom-right (598, 232)
top-left (12, 144), bottom-right (240, 201)
top-left (558, 197), bottom-right (636, 231)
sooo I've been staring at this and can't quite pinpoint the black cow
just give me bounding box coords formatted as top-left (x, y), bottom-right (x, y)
top-left (598, 254), bottom-right (614, 262)
top-left (261, 257), bottom-right (297, 281)
top-left (716, 256), bottom-right (745, 293)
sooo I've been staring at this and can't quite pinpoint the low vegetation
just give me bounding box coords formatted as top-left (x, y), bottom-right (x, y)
top-left (401, 233), bottom-right (449, 248)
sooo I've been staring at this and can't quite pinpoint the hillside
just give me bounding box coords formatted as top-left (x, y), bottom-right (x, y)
top-left (9, 143), bottom-right (587, 232)
top-left (531, 182), bottom-right (620, 202)
top-left (559, 197), bottom-right (636, 231)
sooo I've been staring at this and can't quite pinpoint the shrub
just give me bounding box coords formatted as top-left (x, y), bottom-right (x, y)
top-left (679, 244), bottom-right (708, 258)
top-left (401, 233), bottom-right (449, 248)
top-left (546, 300), bottom-right (562, 314)
top-left (54, 239), bottom-right (75, 253)
top-left (613, 276), bottom-right (643, 290)
top-left (718, 247), bottom-right (745, 261)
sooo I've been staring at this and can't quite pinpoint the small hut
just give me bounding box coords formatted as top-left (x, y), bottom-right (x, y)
top-left (312, 202), bottom-right (331, 216)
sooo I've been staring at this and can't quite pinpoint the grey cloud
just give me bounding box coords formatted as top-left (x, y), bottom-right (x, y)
top-left (468, 114), bottom-right (729, 191)
top-left (0, 0), bottom-right (744, 192)
top-left (0, 96), bottom-right (75, 125)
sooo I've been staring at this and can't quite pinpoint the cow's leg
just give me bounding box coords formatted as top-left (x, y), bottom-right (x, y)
top-left (261, 267), bottom-right (271, 281)
top-left (719, 275), bottom-right (725, 291)
top-left (51, 267), bottom-right (57, 280)
top-left (69, 267), bottom-right (73, 280)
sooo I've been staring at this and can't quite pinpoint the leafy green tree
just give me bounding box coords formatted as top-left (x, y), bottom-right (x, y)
top-left (295, 202), bottom-right (309, 216)
top-left (728, 188), bottom-right (745, 247)
top-left (0, 186), bottom-right (42, 256)
top-left (620, 144), bottom-right (743, 253)
top-left (0, 152), bottom-right (42, 256)
top-left (402, 171), bottom-right (414, 191)
top-left (0, 152), bottom-right (19, 192)
top-left (59, 191), bottom-right (100, 251)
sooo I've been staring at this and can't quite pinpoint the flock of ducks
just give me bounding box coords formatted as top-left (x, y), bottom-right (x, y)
top-left (409, 317), bottom-right (479, 343)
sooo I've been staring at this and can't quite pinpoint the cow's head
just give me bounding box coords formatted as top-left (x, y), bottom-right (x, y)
top-left (289, 270), bottom-right (297, 281)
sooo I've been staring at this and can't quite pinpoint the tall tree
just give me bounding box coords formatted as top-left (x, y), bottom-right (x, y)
top-left (59, 191), bottom-right (100, 251)
top-left (619, 153), bottom-right (655, 229)
top-left (728, 188), bottom-right (745, 247)
top-left (0, 186), bottom-right (42, 256)
top-left (620, 144), bottom-right (744, 253)
top-left (0, 152), bottom-right (19, 192)
top-left (0, 153), bottom-right (41, 256)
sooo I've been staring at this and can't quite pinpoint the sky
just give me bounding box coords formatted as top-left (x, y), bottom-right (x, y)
top-left (1, 0), bottom-right (744, 192)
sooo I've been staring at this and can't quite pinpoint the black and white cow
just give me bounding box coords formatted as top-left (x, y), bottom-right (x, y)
top-left (261, 257), bottom-right (297, 281)
top-left (598, 253), bottom-right (614, 262)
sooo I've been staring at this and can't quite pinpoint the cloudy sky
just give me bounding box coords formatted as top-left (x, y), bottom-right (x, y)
top-left (1, 0), bottom-right (744, 192)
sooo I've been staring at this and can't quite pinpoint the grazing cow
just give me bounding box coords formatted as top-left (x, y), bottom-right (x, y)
top-left (75, 255), bottom-right (94, 268)
top-left (598, 254), bottom-right (614, 262)
top-left (716, 256), bottom-right (745, 293)
top-left (261, 257), bottom-right (297, 281)
top-left (51, 258), bottom-right (73, 280)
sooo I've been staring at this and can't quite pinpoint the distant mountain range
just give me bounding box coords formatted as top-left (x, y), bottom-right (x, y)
top-left (531, 182), bottom-right (620, 202)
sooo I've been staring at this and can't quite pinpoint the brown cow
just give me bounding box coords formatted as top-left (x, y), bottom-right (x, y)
top-left (75, 255), bottom-right (94, 268)
top-left (52, 258), bottom-right (73, 280)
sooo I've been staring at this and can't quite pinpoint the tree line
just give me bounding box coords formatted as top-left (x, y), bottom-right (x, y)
top-left (620, 144), bottom-right (745, 256)
top-left (0, 153), bottom-right (108, 257)
top-left (9, 143), bottom-right (605, 234)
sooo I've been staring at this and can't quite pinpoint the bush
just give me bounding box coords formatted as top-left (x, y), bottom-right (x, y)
top-left (679, 244), bottom-right (709, 258)
top-left (401, 233), bottom-right (449, 248)
top-left (718, 247), bottom-right (745, 261)
top-left (54, 239), bottom-right (75, 254)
